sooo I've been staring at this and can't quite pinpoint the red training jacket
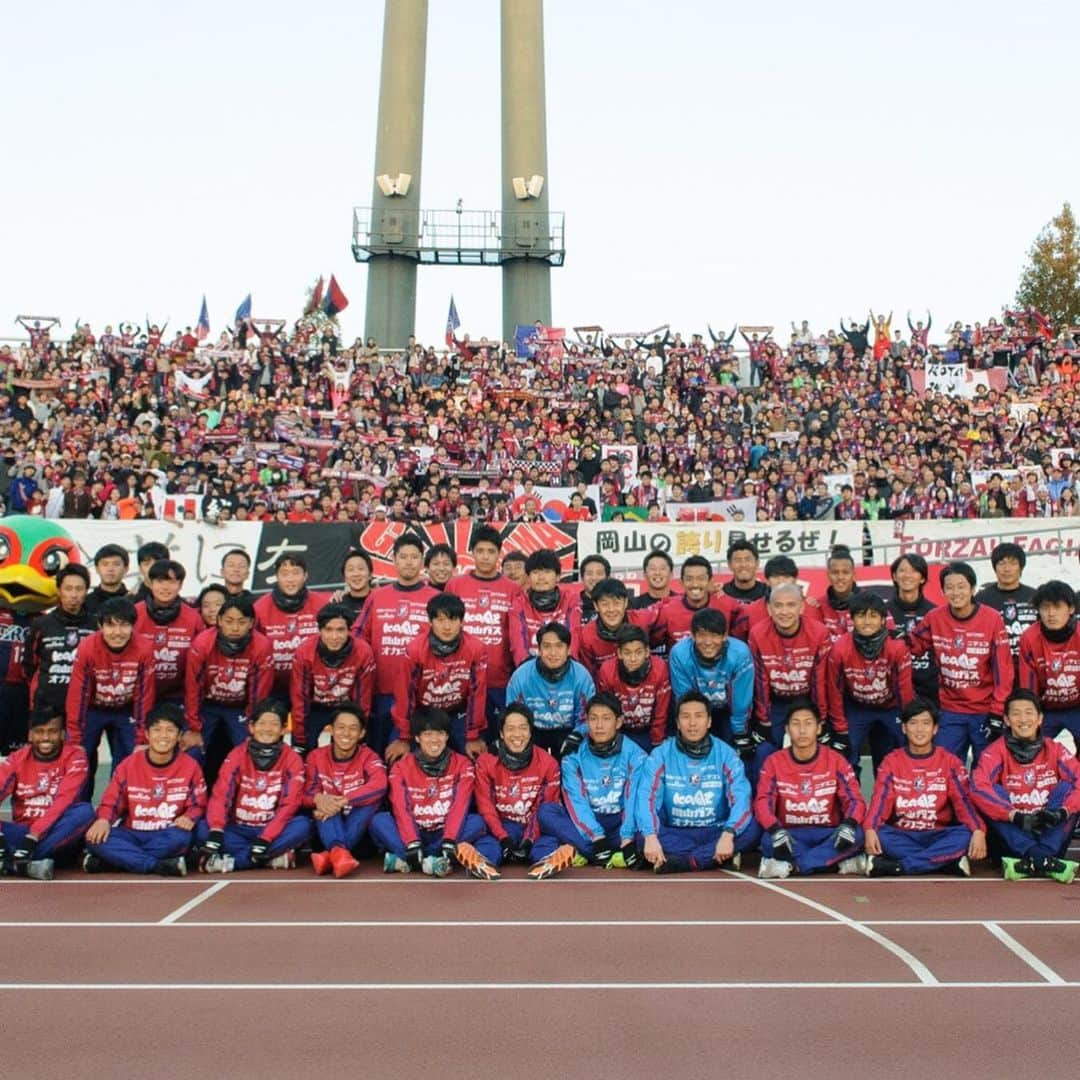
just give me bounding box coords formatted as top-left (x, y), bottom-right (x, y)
top-left (96, 747), bottom-right (207, 830)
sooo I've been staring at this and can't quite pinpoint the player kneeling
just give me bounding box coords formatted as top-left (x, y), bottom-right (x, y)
top-left (0, 709), bottom-right (94, 880)
top-left (472, 704), bottom-right (562, 871)
top-left (84, 703), bottom-right (207, 876)
top-left (370, 708), bottom-right (494, 879)
top-left (303, 705), bottom-right (387, 878)
top-left (971, 689), bottom-right (1080, 883)
top-left (635, 692), bottom-right (760, 874)
top-left (195, 699), bottom-right (310, 872)
top-left (529, 693), bottom-right (647, 879)
top-left (864, 699), bottom-right (986, 877)
top-left (754, 699), bottom-right (867, 878)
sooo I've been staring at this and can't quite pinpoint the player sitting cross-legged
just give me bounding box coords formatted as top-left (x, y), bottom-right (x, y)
top-left (84, 702), bottom-right (207, 877)
top-left (195, 698), bottom-right (310, 873)
top-left (754, 698), bottom-right (868, 879)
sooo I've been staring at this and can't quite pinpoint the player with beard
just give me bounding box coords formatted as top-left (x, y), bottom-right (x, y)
top-left (472, 703), bottom-right (561, 869)
top-left (971, 689), bottom-right (1080, 882)
top-left (0, 709), bottom-right (93, 880)
top-left (529, 693), bottom-right (646, 879)
top-left (595, 625), bottom-right (672, 750)
top-left (196, 698), bottom-right (309, 873)
top-left (253, 554), bottom-right (333, 699)
top-left (1018, 580), bottom-right (1080, 740)
top-left (509, 549), bottom-right (582, 666)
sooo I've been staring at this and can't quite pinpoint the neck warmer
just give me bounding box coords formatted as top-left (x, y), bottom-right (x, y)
top-left (416, 745), bottom-right (451, 777)
top-left (827, 586), bottom-right (855, 611)
top-left (676, 732), bottom-right (712, 759)
top-left (272, 585), bottom-right (307, 614)
top-left (248, 738), bottom-right (284, 771)
top-left (617, 658), bottom-right (650, 686)
top-left (853, 627), bottom-right (888, 660)
top-left (536, 657), bottom-right (570, 683)
top-left (529, 587), bottom-right (560, 613)
top-left (1041, 620), bottom-right (1076, 645)
top-left (589, 732), bottom-right (623, 759)
top-left (1005, 730), bottom-right (1042, 766)
top-left (145, 596), bottom-right (182, 625)
top-left (217, 630), bottom-right (251, 657)
top-left (317, 638), bottom-right (353, 668)
top-left (429, 632), bottom-right (461, 658)
top-left (496, 740), bottom-right (534, 772)
top-left (596, 619), bottom-right (623, 643)
top-left (59, 607), bottom-right (90, 626)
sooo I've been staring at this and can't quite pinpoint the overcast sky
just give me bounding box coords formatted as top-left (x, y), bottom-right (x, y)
top-left (2, 0), bottom-right (1075, 346)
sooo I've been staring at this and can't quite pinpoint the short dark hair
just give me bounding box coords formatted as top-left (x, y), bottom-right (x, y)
top-left (412, 706), bottom-right (452, 737)
top-left (427, 593), bottom-right (465, 621)
top-left (274, 553), bottom-right (308, 572)
top-left (676, 690), bottom-right (711, 715)
top-left (250, 697), bottom-right (289, 726)
top-left (681, 555), bottom-right (713, 579)
top-left (763, 555), bottom-right (798, 580)
top-left (784, 697), bottom-right (822, 726)
top-left (57, 563), bottom-right (91, 589)
top-left (93, 543), bottom-right (130, 567)
top-left (1005, 688), bottom-right (1043, 716)
top-left (827, 544), bottom-right (855, 568)
top-left (341, 548), bottom-right (373, 575)
top-left (591, 578), bottom-right (628, 602)
top-left (579, 554), bottom-right (611, 577)
top-left (219, 594), bottom-right (256, 620)
top-left (328, 704), bottom-right (367, 730)
top-left (393, 532), bottom-right (425, 556)
top-left (890, 553), bottom-right (928, 584)
top-left (1032, 580), bottom-right (1076, 610)
top-left (221, 548), bottom-right (251, 567)
top-left (586, 691), bottom-right (622, 718)
top-left (727, 539), bottom-right (759, 561)
top-left (642, 550), bottom-right (674, 572)
top-left (148, 559), bottom-right (186, 583)
top-left (502, 550), bottom-right (527, 566)
top-left (500, 702), bottom-right (535, 730)
top-left (98, 596), bottom-right (137, 625)
top-left (536, 621), bottom-right (571, 647)
top-left (900, 697), bottom-right (939, 726)
top-left (470, 525), bottom-right (502, 551)
top-left (991, 542), bottom-right (1026, 571)
top-left (137, 542), bottom-right (170, 565)
top-left (690, 607), bottom-right (727, 636)
top-left (317, 602), bottom-right (355, 629)
top-left (147, 701), bottom-right (185, 732)
top-left (424, 542), bottom-right (457, 568)
top-left (525, 550), bottom-right (561, 576)
top-left (849, 592), bottom-right (887, 618)
top-left (939, 561), bottom-right (976, 590)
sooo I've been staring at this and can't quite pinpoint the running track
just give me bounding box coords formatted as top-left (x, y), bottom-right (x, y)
top-left (4, 863), bottom-right (1080, 1079)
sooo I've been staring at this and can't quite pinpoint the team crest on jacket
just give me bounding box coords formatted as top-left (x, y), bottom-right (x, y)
top-left (66, 630), bottom-right (79, 646)
top-left (397, 603), bottom-right (410, 617)
top-left (478, 595), bottom-right (490, 609)
top-left (36, 774), bottom-right (50, 792)
top-left (255, 775), bottom-right (267, 791)
top-left (155, 631), bottom-right (167, 645)
top-left (953, 634), bottom-right (965, 650)
top-left (1023, 769), bottom-right (1036, 785)
top-left (914, 776), bottom-right (925, 791)
top-left (153, 782), bottom-right (165, 800)
top-left (286, 620), bottom-right (297, 634)
top-left (782, 651), bottom-right (793, 667)
top-left (800, 778), bottom-right (812, 795)
top-left (601, 773), bottom-right (612, 787)
top-left (508, 782), bottom-right (520, 796)
top-left (1052, 658), bottom-right (1063, 672)
top-left (689, 773), bottom-right (700, 786)
top-left (627, 693), bottom-right (640, 708)
top-left (1003, 603), bottom-right (1017, 622)
top-left (426, 783), bottom-right (438, 797)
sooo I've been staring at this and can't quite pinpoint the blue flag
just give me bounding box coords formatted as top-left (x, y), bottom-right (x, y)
top-left (234, 294), bottom-right (252, 324)
top-left (515, 324), bottom-right (540, 358)
top-left (196, 295), bottom-right (210, 341)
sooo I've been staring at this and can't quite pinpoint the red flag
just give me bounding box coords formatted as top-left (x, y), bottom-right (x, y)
top-left (322, 275), bottom-right (349, 317)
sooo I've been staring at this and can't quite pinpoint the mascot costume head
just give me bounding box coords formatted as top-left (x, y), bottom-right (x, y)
top-left (0, 517), bottom-right (81, 614)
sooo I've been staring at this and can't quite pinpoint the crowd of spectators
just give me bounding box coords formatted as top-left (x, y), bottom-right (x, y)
top-left (2, 304), bottom-right (1079, 526)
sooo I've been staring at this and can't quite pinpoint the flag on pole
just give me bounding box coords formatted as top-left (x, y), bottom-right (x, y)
top-left (304, 276), bottom-right (325, 316)
top-left (234, 294), bottom-right (252, 324)
top-left (321, 275), bottom-right (349, 317)
top-left (196, 295), bottom-right (210, 341)
top-left (445, 295), bottom-right (460, 346)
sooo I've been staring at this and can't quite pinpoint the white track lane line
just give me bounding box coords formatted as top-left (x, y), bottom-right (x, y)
top-left (727, 870), bottom-right (938, 985)
top-left (158, 881), bottom-right (230, 925)
top-left (984, 922), bottom-right (1065, 985)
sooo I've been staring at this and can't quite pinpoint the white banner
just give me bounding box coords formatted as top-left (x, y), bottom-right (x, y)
top-left (510, 485), bottom-right (601, 522)
top-left (866, 520), bottom-right (1080, 590)
top-left (665, 498), bottom-right (758, 523)
top-left (1049, 448), bottom-right (1077, 468)
top-left (924, 363), bottom-right (989, 399)
top-left (63, 520), bottom-right (260, 595)
top-left (970, 467), bottom-right (1044, 491)
top-left (576, 521), bottom-right (864, 576)
top-left (823, 473), bottom-right (854, 497)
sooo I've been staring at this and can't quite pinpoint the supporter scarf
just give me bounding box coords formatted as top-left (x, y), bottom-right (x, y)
top-left (217, 630), bottom-right (252, 657)
top-left (272, 585), bottom-right (307, 614)
top-left (676, 731), bottom-right (712, 759)
top-left (1041, 620), bottom-right (1076, 645)
top-left (496, 740), bottom-right (534, 772)
top-left (316, 638), bottom-right (353, 668)
top-left (536, 657), bottom-right (570, 683)
top-left (429, 632), bottom-right (460, 659)
top-left (529, 587), bottom-right (560, 613)
top-left (617, 658), bottom-right (651, 686)
top-left (416, 744), bottom-right (451, 777)
top-left (144, 596), bottom-right (182, 626)
top-left (589, 732), bottom-right (623, 759)
top-left (248, 738), bottom-right (284, 771)
top-left (1005, 730), bottom-right (1042, 766)
top-left (853, 628), bottom-right (888, 661)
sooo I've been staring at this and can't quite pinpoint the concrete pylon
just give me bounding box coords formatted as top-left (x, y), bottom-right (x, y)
top-left (364, 0), bottom-right (428, 350)
top-left (500, 0), bottom-right (552, 342)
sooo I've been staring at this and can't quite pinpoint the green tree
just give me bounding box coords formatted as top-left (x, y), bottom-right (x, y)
top-left (1016, 202), bottom-right (1080, 329)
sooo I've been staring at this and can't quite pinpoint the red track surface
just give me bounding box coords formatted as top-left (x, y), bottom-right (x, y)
top-left (3, 864), bottom-right (1080, 1080)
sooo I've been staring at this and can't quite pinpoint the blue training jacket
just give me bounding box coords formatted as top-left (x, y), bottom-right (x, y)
top-left (505, 658), bottom-right (595, 730)
top-left (561, 734), bottom-right (647, 844)
top-left (668, 636), bottom-right (754, 735)
top-left (635, 735), bottom-right (753, 835)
